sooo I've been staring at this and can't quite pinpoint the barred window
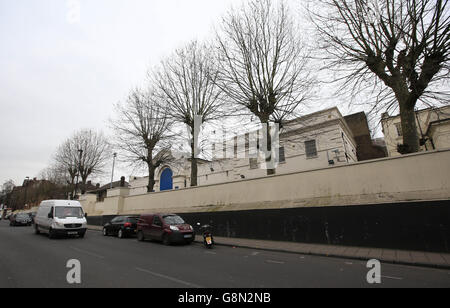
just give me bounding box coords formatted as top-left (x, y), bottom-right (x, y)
top-left (305, 140), bottom-right (317, 158)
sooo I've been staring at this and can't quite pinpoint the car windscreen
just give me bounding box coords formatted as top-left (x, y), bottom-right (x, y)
top-left (16, 214), bottom-right (29, 219)
top-left (163, 215), bottom-right (185, 225)
top-left (55, 207), bottom-right (84, 219)
top-left (127, 217), bottom-right (139, 223)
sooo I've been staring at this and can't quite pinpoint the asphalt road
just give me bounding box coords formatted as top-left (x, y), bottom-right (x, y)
top-left (0, 220), bottom-right (449, 288)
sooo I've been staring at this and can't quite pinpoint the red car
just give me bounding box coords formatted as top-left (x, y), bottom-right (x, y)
top-left (137, 213), bottom-right (195, 245)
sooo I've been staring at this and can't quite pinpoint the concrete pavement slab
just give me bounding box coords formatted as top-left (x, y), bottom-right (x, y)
top-left (355, 248), bottom-right (371, 259)
top-left (410, 251), bottom-right (430, 264)
top-left (381, 249), bottom-right (397, 262)
top-left (425, 253), bottom-right (448, 266)
top-left (440, 254), bottom-right (450, 266)
top-left (396, 250), bottom-right (413, 263)
top-left (367, 249), bottom-right (383, 260)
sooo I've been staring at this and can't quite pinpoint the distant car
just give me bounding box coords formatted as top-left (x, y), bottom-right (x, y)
top-left (136, 213), bottom-right (195, 245)
top-left (103, 216), bottom-right (139, 239)
top-left (28, 212), bottom-right (37, 224)
top-left (10, 213), bottom-right (32, 226)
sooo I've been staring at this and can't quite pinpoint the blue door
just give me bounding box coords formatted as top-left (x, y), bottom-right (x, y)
top-left (160, 168), bottom-right (173, 191)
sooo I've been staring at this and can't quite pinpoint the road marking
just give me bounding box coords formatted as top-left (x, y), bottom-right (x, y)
top-left (345, 262), bottom-right (353, 265)
top-left (135, 267), bottom-right (203, 288)
top-left (266, 260), bottom-right (285, 264)
top-left (251, 252), bottom-right (260, 256)
top-left (205, 251), bottom-right (217, 255)
top-left (70, 247), bottom-right (105, 259)
top-left (381, 275), bottom-right (403, 280)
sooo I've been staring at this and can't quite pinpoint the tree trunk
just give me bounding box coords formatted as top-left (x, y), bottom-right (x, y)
top-left (399, 102), bottom-right (420, 154)
top-left (147, 166), bottom-right (156, 193)
top-left (190, 145), bottom-right (198, 187)
top-left (262, 120), bottom-right (276, 176)
top-left (69, 176), bottom-right (75, 200)
top-left (81, 176), bottom-right (88, 194)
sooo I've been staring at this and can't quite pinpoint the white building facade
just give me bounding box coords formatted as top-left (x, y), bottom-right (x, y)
top-left (381, 105), bottom-right (450, 157)
top-left (127, 107), bottom-right (358, 196)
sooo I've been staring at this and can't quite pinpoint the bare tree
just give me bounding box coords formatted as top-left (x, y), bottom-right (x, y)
top-left (153, 40), bottom-right (225, 187)
top-left (55, 129), bottom-right (110, 197)
top-left (308, 0), bottom-right (450, 154)
top-left (111, 88), bottom-right (174, 192)
top-left (54, 141), bottom-right (79, 195)
top-left (39, 163), bottom-right (73, 186)
top-left (215, 0), bottom-right (314, 175)
top-left (1, 180), bottom-right (15, 196)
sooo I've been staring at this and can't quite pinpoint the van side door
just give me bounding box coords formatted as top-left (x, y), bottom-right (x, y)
top-left (45, 206), bottom-right (54, 230)
top-left (150, 215), bottom-right (164, 240)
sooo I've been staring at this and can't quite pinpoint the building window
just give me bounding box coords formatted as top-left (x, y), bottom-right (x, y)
top-left (279, 147), bottom-right (286, 163)
top-left (249, 158), bottom-right (258, 169)
top-left (395, 123), bottom-right (403, 137)
top-left (305, 140), bottom-right (318, 158)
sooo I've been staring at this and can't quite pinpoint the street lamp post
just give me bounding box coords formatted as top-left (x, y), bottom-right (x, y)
top-left (24, 176), bottom-right (29, 209)
top-left (74, 149), bottom-right (83, 200)
top-left (110, 153), bottom-right (117, 189)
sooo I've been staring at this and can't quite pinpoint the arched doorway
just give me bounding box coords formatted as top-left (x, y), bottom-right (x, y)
top-left (160, 168), bottom-right (173, 191)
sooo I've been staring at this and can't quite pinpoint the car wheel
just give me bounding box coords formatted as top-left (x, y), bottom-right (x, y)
top-left (79, 232), bottom-right (85, 238)
top-left (118, 229), bottom-right (124, 239)
top-left (162, 233), bottom-right (171, 246)
top-left (102, 227), bottom-right (108, 236)
top-left (137, 231), bottom-right (145, 242)
top-left (48, 229), bottom-right (56, 239)
top-left (34, 224), bottom-right (40, 234)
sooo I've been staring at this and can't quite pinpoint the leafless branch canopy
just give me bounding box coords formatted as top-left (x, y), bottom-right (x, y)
top-left (54, 129), bottom-right (110, 185)
top-left (111, 88), bottom-right (174, 191)
top-left (153, 40), bottom-right (225, 130)
top-left (308, 0), bottom-right (449, 152)
top-left (309, 0), bottom-right (449, 110)
top-left (215, 0), bottom-right (314, 125)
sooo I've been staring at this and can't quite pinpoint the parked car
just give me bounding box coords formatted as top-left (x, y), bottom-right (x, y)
top-left (28, 212), bottom-right (37, 224)
top-left (34, 200), bottom-right (87, 239)
top-left (102, 216), bottom-right (139, 238)
top-left (137, 213), bottom-right (195, 245)
top-left (10, 213), bottom-right (32, 226)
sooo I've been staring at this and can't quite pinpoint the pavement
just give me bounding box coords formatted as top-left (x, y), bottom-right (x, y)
top-left (87, 225), bottom-right (450, 270)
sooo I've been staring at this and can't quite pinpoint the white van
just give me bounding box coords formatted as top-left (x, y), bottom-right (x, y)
top-left (34, 200), bottom-right (87, 239)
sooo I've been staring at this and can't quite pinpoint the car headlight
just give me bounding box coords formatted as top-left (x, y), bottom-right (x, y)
top-left (169, 226), bottom-right (179, 231)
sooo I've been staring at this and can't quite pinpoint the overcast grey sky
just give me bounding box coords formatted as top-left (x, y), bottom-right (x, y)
top-left (0, 0), bottom-right (367, 188)
top-left (0, 0), bottom-right (255, 186)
